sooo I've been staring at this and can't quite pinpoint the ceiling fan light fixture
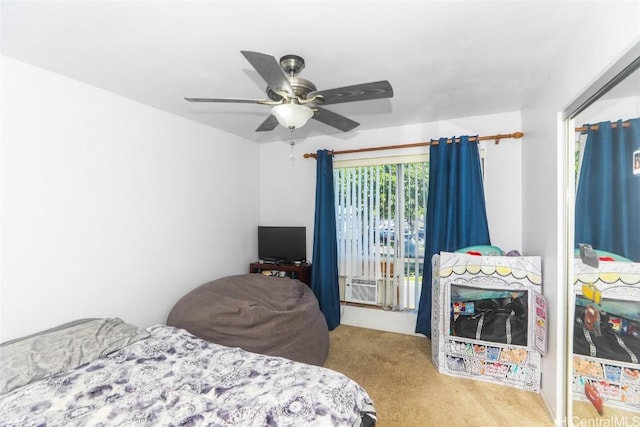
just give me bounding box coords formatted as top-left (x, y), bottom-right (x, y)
top-left (271, 103), bottom-right (314, 129)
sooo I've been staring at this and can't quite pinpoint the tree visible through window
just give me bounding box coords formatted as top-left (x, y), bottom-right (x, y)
top-left (334, 157), bottom-right (428, 310)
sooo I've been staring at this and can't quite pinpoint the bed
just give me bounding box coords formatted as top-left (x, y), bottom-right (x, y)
top-left (0, 318), bottom-right (376, 426)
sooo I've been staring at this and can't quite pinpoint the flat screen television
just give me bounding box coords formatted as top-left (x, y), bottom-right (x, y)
top-left (258, 226), bottom-right (306, 263)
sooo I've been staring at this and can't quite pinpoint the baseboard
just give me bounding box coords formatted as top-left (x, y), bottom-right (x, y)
top-left (542, 393), bottom-right (564, 427)
top-left (339, 304), bottom-right (423, 337)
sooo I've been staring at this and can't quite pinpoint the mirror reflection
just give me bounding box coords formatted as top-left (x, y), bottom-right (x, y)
top-left (569, 64), bottom-right (640, 424)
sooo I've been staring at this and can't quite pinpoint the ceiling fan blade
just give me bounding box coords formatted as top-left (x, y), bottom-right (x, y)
top-left (312, 107), bottom-right (359, 132)
top-left (184, 97), bottom-right (268, 104)
top-left (241, 51), bottom-right (294, 97)
top-left (310, 80), bottom-right (393, 105)
top-left (256, 115), bottom-right (279, 132)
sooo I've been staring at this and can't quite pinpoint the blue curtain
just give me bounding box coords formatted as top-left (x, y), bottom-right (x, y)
top-left (311, 149), bottom-right (341, 330)
top-left (415, 136), bottom-right (491, 337)
top-left (575, 118), bottom-right (640, 261)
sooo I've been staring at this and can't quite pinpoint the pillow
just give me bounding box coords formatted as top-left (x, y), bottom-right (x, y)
top-left (0, 318), bottom-right (149, 395)
top-left (455, 245), bottom-right (504, 256)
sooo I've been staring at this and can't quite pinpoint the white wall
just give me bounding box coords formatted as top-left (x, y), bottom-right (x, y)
top-left (0, 57), bottom-right (260, 341)
top-left (259, 110), bottom-right (523, 334)
top-left (575, 95), bottom-right (640, 125)
top-left (521, 2), bottom-right (640, 425)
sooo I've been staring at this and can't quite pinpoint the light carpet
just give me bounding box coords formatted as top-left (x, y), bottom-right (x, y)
top-left (323, 324), bottom-right (554, 427)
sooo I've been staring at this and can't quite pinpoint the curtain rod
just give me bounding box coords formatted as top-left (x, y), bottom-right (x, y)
top-left (575, 120), bottom-right (631, 133)
top-left (303, 131), bottom-right (524, 159)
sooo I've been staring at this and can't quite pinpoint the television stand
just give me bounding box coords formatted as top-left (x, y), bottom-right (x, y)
top-left (249, 262), bottom-right (312, 287)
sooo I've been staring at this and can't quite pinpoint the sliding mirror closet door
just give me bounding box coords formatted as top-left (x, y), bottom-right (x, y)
top-left (565, 44), bottom-right (640, 425)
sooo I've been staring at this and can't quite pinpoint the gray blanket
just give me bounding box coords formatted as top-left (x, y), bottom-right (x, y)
top-left (167, 274), bottom-right (329, 365)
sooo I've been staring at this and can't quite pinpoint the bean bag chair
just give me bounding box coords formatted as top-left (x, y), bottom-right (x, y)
top-left (166, 274), bottom-right (329, 366)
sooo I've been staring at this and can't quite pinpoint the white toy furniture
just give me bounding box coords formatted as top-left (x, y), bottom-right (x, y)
top-left (572, 259), bottom-right (640, 412)
top-left (431, 251), bottom-right (547, 392)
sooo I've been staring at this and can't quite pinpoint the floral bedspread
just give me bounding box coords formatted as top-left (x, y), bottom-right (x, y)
top-left (0, 325), bottom-right (375, 426)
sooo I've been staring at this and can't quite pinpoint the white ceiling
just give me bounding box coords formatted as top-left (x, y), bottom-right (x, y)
top-left (2, 1), bottom-right (591, 143)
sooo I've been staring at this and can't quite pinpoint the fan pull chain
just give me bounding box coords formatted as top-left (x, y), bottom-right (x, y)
top-left (290, 128), bottom-right (295, 159)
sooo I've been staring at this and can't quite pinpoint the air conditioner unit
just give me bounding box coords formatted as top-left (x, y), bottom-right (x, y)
top-left (345, 278), bottom-right (379, 305)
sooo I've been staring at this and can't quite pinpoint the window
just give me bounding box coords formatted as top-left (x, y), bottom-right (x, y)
top-left (575, 131), bottom-right (587, 190)
top-left (334, 155), bottom-right (428, 310)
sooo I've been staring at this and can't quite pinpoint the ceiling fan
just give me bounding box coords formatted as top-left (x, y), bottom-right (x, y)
top-left (185, 51), bottom-right (394, 133)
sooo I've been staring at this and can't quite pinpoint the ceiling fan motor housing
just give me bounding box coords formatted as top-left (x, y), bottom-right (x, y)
top-left (267, 77), bottom-right (317, 102)
top-left (266, 55), bottom-right (317, 102)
